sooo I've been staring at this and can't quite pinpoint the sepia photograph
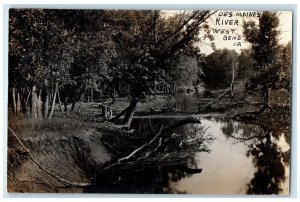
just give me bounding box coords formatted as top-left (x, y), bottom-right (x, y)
top-left (7, 8), bottom-right (292, 194)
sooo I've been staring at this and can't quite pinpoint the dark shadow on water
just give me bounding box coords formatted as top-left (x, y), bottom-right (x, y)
top-left (83, 164), bottom-right (195, 193)
top-left (246, 133), bottom-right (286, 194)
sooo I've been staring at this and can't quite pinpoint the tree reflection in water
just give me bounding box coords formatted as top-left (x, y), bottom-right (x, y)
top-left (246, 132), bottom-right (286, 194)
top-left (221, 120), bottom-right (289, 195)
top-left (86, 117), bottom-right (290, 194)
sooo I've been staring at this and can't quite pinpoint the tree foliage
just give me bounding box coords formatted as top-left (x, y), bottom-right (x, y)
top-left (199, 49), bottom-right (237, 89)
top-left (9, 9), bottom-right (216, 118)
top-left (243, 11), bottom-right (291, 104)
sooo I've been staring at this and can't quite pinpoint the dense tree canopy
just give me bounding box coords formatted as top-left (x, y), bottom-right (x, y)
top-left (9, 9), bottom-right (216, 118)
top-left (199, 49), bottom-right (237, 89)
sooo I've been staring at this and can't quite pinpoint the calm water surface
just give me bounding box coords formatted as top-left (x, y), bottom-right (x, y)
top-left (89, 91), bottom-right (290, 194)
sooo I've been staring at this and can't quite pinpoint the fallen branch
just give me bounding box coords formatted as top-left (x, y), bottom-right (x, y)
top-left (118, 126), bottom-right (164, 163)
top-left (100, 126), bottom-right (164, 172)
top-left (8, 127), bottom-right (92, 187)
top-left (100, 117), bottom-right (201, 172)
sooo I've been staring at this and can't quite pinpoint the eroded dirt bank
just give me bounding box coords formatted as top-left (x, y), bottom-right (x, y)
top-left (7, 116), bottom-right (112, 193)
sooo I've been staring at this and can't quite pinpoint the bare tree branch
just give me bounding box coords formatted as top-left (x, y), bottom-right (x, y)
top-left (100, 117), bottom-right (201, 172)
top-left (155, 11), bottom-right (200, 45)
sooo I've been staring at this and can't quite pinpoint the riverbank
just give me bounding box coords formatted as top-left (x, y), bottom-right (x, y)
top-left (7, 114), bottom-right (112, 193)
top-left (66, 93), bottom-right (253, 123)
top-left (7, 91), bottom-right (291, 193)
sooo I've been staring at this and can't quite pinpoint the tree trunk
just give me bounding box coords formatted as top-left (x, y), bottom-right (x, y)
top-left (71, 100), bottom-right (76, 111)
top-left (30, 86), bottom-right (38, 119)
top-left (37, 93), bottom-right (42, 119)
top-left (153, 11), bottom-right (158, 43)
top-left (91, 87), bottom-right (94, 103)
top-left (122, 98), bottom-right (139, 128)
top-left (108, 105), bottom-right (130, 123)
top-left (49, 93), bottom-right (52, 104)
top-left (43, 90), bottom-right (49, 119)
top-left (77, 89), bottom-right (86, 112)
top-left (100, 104), bottom-right (112, 120)
top-left (21, 94), bottom-right (27, 115)
top-left (265, 87), bottom-right (269, 106)
top-left (47, 83), bottom-right (58, 119)
top-left (57, 90), bottom-right (63, 112)
top-left (25, 90), bottom-right (31, 106)
top-left (64, 97), bottom-right (68, 112)
top-left (230, 58), bottom-right (235, 98)
top-left (12, 87), bottom-right (17, 114)
top-left (16, 92), bottom-right (21, 115)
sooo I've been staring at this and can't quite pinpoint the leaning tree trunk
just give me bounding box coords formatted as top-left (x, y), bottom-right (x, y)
top-left (121, 98), bottom-right (139, 128)
top-left (47, 83), bottom-right (58, 119)
top-left (57, 89), bottom-right (64, 113)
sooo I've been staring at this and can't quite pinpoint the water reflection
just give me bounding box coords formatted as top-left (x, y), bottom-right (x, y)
top-left (172, 91), bottom-right (210, 113)
top-left (246, 133), bottom-right (286, 194)
top-left (170, 119), bottom-right (290, 194)
top-left (172, 119), bottom-right (255, 194)
top-left (220, 120), bottom-right (290, 195)
top-left (92, 117), bottom-right (290, 194)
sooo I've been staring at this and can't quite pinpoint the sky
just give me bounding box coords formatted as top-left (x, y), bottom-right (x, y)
top-left (165, 10), bottom-right (293, 55)
top-left (201, 10), bottom-right (292, 54)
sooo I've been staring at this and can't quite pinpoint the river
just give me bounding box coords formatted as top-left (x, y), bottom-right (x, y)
top-left (88, 91), bottom-right (290, 194)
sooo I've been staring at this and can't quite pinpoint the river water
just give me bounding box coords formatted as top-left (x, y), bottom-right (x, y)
top-left (90, 91), bottom-right (290, 194)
